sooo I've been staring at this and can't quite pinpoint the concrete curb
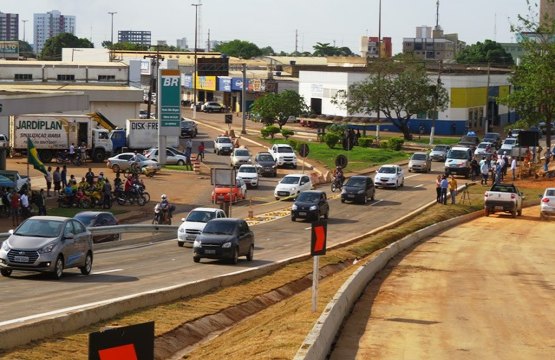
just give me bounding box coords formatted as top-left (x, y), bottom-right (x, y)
top-left (293, 210), bottom-right (483, 360)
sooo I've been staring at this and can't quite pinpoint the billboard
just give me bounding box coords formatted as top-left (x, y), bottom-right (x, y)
top-left (198, 57), bottom-right (229, 76)
top-left (0, 41), bottom-right (19, 59)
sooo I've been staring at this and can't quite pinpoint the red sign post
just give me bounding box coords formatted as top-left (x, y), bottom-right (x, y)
top-left (311, 220), bottom-right (327, 312)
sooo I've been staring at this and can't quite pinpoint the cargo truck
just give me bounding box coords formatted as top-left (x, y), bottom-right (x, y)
top-left (8, 114), bottom-right (114, 163)
top-left (110, 119), bottom-right (180, 153)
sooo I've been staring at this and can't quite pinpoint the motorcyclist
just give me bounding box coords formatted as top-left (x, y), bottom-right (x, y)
top-left (155, 194), bottom-right (173, 223)
top-left (333, 166), bottom-right (344, 185)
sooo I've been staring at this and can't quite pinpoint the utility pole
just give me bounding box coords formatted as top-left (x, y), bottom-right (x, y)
top-left (108, 12), bottom-right (117, 62)
top-left (207, 28), bottom-right (211, 51)
top-left (192, 3), bottom-right (202, 120)
top-left (485, 63), bottom-right (491, 135)
top-left (429, 60), bottom-right (442, 145)
top-left (144, 46), bottom-right (164, 119)
top-left (241, 63), bottom-right (247, 134)
top-left (295, 29), bottom-right (298, 54)
top-left (21, 20), bottom-right (28, 42)
top-left (376, 0), bottom-right (382, 141)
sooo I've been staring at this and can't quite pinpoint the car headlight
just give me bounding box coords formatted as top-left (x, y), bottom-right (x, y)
top-left (222, 242), bottom-right (232, 248)
top-left (309, 205), bottom-right (317, 211)
top-left (357, 190), bottom-right (365, 194)
top-left (292, 204), bottom-right (298, 211)
top-left (341, 188), bottom-right (346, 194)
top-left (1, 241), bottom-right (10, 251)
top-left (179, 227), bottom-right (185, 233)
top-left (38, 242), bottom-right (56, 254)
top-left (193, 239), bottom-right (201, 248)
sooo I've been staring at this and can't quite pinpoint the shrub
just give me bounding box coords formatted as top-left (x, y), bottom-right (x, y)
top-left (281, 128), bottom-right (294, 139)
top-left (388, 138), bottom-right (405, 151)
top-left (380, 139), bottom-right (389, 149)
top-left (261, 125), bottom-right (280, 139)
top-left (326, 123), bottom-right (346, 135)
top-left (358, 137), bottom-right (373, 147)
top-left (324, 133), bottom-right (340, 149)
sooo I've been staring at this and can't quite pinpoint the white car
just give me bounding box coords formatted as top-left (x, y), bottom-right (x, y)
top-left (230, 148), bottom-right (252, 168)
top-left (269, 144), bottom-right (298, 168)
top-left (274, 173), bottom-right (312, 200)
top-left (540, 188), bottom-right (555, 220)
top-left (474, 142), bottom-right (494, 159)
top-left (374, 164), bottom-right (404, 189)
top-left (236, 164), bottom-right (259, 188)
top-left (214, 136), bottom-right (234, 155)
top-left (144, 147), bottom-right (188, 165)
top-left (177, 208), bottom-right (227, 247)
top-left (500, 138), bottom-right (517, 154)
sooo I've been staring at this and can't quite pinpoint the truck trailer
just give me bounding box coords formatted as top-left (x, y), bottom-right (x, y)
top-left (110, 119), bottom-right (180, 153)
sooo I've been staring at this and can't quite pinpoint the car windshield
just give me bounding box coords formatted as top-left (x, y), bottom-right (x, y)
top-left (296, 192), bottom-right (320, 202)
top-left (281, 176), bottom-right (300, 184)
top-left (74, 214), bottom-right (95, 227)
top-left (218, 137), bottom-right (232, 144)
top-left (186, 211), bottom-right (216, 223)
top-left (477, 143), bottom-right (491, 149)
top-left (257, 154), bottom-right (274, 162)
top-left (378, 167), bottom-right (396, 174)
top-left (202, 221), bottom-right (236, 235)
top-left (239, 167), bottom-right (257, 173)
top-left (14, 219), bottom-right (63, 237)
top-left (484, 133), bottom-right (499, 140)
top-left (504, 139), bottom-right (516, 145)
top-left (432, 146), bottom-right (447, 152)
top-left (412, 154), bottom-right (427, 160)
top-left (277, 147), bottom-right (293, 153)
top-left (181, 122), bottom-right (194, 128)
top-left (235, 150), bottom-right (250, 156)
top-left (346, 178), bottom-right (365, 187)
top-left (447, 150), bottom-right (469, 159)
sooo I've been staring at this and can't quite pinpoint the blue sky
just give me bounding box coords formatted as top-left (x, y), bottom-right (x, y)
top-left (1, 0), bottom-right (537, 54)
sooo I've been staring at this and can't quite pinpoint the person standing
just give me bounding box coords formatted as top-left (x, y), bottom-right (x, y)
top-left (435, 175), bottom-right (442, 203)
top-left (53, 166), bottom-right (61, 196)
top-left (44, 166), bottom-right (52, 197)
top-left (448, 175), bottom-right (458, 204)
top-left (495, 162), bottom-right (503, 184)
top-left (36, 189), bottom-right (47, 215)
top-left (20, 191), bottom-right (30, 218)
top-left (511, 156), bottom-right (517, 181)
top-left (85, 168), bottom-right (95, 186)
top-left (440, 175), bottom-right (449, 205)
top-left (185, 138), bottom-right (193, 154)
top-left (544, 151), bottom-right (551, 172)
top-left (480, 157), bottom-right (489, 186)
top-left (197, 141), bottom-right (205, 162)
top-left (61, 165), bottom-right (68, 188)
top-left (103, 178), bottom-right (112, 209)
top-left (10, 189), bottom-right (20, 227)
top-left (69, 143), bottom-right (75, 161)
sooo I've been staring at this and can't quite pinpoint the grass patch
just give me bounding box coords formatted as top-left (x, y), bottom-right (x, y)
top-left (163, 165), bottom-right (194, 172)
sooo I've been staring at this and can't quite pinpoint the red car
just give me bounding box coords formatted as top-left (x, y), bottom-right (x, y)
top-left (211, 179), bottom-right (247, 203)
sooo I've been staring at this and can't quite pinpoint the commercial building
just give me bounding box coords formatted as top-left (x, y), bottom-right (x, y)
top-left (360, 36), bottom-right (392, 58)
top-left (118, 31), bottom-right (151, 46)
top-left (403, 25), bottom-right (464, 61)
top-left (176, 37), bottom-right (188, 50)
top-left (0, 12), bottom-right (18, 41)
top-left (33, 10), bottom-right (76, 55)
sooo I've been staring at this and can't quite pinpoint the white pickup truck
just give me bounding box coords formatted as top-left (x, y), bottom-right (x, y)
top-left (268, 144), bottom-right (298, 168)
top-left (484, 183), bottom-right (524, 218)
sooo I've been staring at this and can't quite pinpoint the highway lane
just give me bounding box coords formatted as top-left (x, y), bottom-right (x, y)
top-left (0, 162), bottom-right (448, 324)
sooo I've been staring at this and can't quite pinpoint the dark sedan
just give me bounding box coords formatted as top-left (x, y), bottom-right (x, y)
top-left (193, 219), bottom-right (254, 264)
top-left (254, 151), bottom-right (277, 177)
top-left (291, 190), bottom-right (329, 221)
top-left (341, 176), bottom-right (375, 204)
top-left (74, 211), bottom-right (119, 243)
top-left (180, 119), bottom-right (198, 138)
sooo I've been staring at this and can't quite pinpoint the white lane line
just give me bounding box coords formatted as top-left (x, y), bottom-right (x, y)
top-left (371, 199), bottom-right (384, 206)
top-left (413, 184), bottom-right (424, 188)
top-left (405, 174), bottom-right (421, 179)
top-left (92, 269), bottom-right (123, 275)
top-left (304, 226), bottom-right (311, 230)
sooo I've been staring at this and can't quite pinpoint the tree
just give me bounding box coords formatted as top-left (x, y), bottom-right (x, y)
top-left (213, 40), bottom-right (262, 59)
top-left (251, 90), bottom-right (308, 128)
top-left (312, 42), bottom-right (354, 57)
top-left (102, 41), bottom-right (149, 51)
top-left (333, 57), bottom-right (449, 140)
top-left (18, 40), bottom-right (34, 58)
top-left (260, 46), bottom-right (275, 56)
top-left (456, 39), bottom-right (514, 66)
top-left (497, 0), bottom-right (555, 150)
top-left (40, 33), bottom-right (93, 60)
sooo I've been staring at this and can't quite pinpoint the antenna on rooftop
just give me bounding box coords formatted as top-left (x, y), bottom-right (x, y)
top-left (435, 0), bottom-right (440, 28)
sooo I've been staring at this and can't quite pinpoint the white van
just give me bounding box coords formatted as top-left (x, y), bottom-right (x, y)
top-left (444, 146), bottom-right (473, 178)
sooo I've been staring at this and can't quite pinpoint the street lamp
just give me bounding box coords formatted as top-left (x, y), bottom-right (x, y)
top-left (375, 0), bottom-right (382, 141)
top-left (192, 3), bottom-right (202, 120)
top-left (21, 19), bottom-right (28, 42)
top-left (108, 12), bottom-right (117, 45)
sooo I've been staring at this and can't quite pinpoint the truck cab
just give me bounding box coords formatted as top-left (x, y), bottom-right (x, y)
top-left (91, 129), bottom-right (113, 162)
top-left (109, 129), bottom-right (127, 154)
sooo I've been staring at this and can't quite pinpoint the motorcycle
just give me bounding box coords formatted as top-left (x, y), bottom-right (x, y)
top-left (331, 175), bottom-right (344, 192)
top-left (114, 184), bottom-right (147, 206)
top-left (152, 203), bottom-right (175, 225)
top-left (56, 151), bottom-right (83, 166)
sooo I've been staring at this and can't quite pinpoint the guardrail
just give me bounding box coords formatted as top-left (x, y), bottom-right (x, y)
top-left (0, 224), bottom-right (179, 242)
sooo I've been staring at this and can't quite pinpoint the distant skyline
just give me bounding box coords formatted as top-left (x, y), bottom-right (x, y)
top-left (1, 0), bottom-right (539, 54)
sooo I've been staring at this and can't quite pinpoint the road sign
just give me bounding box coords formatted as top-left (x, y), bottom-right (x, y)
top-left (335, 155), bottom-right (348, 169)
top-left (311, 220), bottom-right (327, 256)
top-left (299, 143), bottom-right (310, 157)
top-left (225, 114), bottom-right (233, 124)
top-left (158, 69), bottom-right (181, 135)
top-left (89, 321), bottom-right (154, 360)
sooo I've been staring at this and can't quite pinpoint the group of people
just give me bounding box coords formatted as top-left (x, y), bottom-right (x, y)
top-left (435, 174), bottom-right (458, 205)
top-left (473, 151), bottom-right (514, 185)
top-left (0, 187), bottom-right (46, 227)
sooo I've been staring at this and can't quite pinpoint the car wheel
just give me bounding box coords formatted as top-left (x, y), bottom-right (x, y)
top-left (341, 198), bottom-right (345, 203)
top-left (371, 191), bottom-right (375, 201)
top-left (291, 216), bottom-right (296, 221)
top-left (52, 255), bottom-right (64, 280)
top-left (363, 196), bottom-right (368, 205)
top-left (80, 252), bottom-right (93, 275)
top-left (1, 269), bottom-right (12, 277)
top-left (177, 160), bottom-right (184, 166)
top-left (484, 207), bottom-right (490, 216)
top-left (324, 210), bottom-right (329, 219)
top-left (230, 248), bottom-right (239, 265)
top-left (518, 208), bottom-right (522, 216)
top-left (178, 242), bottom-right (184, 247)
top-left (246, 245), bottom-right (254, 261)
top-left (512, 210), bottom-right (517, 218)
top-left (193, 256), bottom-right (200, 263)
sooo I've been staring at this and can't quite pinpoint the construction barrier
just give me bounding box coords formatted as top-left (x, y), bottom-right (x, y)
top-left (193, 159), bottom-right (201, 174)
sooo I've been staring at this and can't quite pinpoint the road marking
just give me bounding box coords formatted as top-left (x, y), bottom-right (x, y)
top-left (304, 226), bottom-right (311, 230)
top-left (92, 269), bottom-right (123, 275)
top-left (405, 174), bottom-right (421, 179)
top-left (413, 184), bottom-right (424, 188)
top-left (371, 199), bottom-right (384, 206)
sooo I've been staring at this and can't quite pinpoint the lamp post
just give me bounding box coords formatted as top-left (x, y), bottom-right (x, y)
top-left (108, 12), bottom-right (117, 45)
top-left (22, 19), bottom-right (28, 42)
top-left (192, 3), bottom-right (202, 120)
top-left (375, 0), bottom-right (382, 141)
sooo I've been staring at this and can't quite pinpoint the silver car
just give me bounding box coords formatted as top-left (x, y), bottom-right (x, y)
top-left (408, 152), bottom-right (432, 173)
top-left (106, 152), bottom-right (161, 173)
top-left (144, 147), bottom-right (188, 165)
top-left (540, 188), bottom-right (555, 220)
top-left (429, 145), bottom-right (451, 162)
top-left (0, 216), bottom-right (93, 279)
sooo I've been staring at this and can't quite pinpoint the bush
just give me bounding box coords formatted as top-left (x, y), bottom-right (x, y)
top-left (358, 137), bottom-right (373, 147)
top-left (281, 128), bottom-right (294, 139)
top-left (388, 138), bottom-right (405, 151)
top-left (380, 139), bottom-right (389, 149)
top-left (261, 125), bottom-right (280, 139)
top-left (323, 133), bottom-right (340, 149)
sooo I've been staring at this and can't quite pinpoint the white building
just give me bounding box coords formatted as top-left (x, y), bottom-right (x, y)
top-left (33, 10), bottom-right (76, 55)
top-left (176, 37), bottom-right (188, 50)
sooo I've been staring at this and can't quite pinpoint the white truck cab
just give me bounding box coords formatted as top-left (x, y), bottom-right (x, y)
top-left (269, 144), bottom-right (297, 168)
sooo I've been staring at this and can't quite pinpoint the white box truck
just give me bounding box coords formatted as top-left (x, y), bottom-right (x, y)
top-left (8, 114), bottom-right (113, 163)
top-left (110, 119), bottom-right (180, 153)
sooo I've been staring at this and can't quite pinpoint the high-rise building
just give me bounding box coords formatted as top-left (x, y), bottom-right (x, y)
top-left (540, 0), bottom-right (555, 27)
top-left (118, 31), bottom-right (151, 46)
top-left (176, 37), bottom-right (188, 50)
top-left (360, 36), bottom-right (392, 58)
top-left (0, 11), bottom-right (19, 41)
top-left (416, 26), bottom-right (432, 39)
top-left (33, 10), bottom-right (76, 55)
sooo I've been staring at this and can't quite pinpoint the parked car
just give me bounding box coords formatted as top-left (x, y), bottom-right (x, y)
top-left (474, 142), bottom-right (494, 159)
top-left (458, 135), bottom-right (480, 150)
top-left (291, 190), bottom-right (329, 221)
top-left (507, 129), bottom-right (523, 138)
top-left (341, 175), bottom-right (376, 204)
top-left (429, 145), bottom-right (451, 162)
top-left (0, 216), bottom-right (93, 279)
top-left (214, 136), bottom-right (234, 155)
top-left (236, 164), bottom-right (259, 188)
top-left (268, 144), bottom-right (298, 168)
top-left (177, 207), bottom-right (227, 247)
top-left (106, 153), bottom-right (161, 173)
top-left (74, 211), bottom-right (119, 243)
top-left (230, 148), bottom-right (253, 168)
top-left (483, 132), bottom-right (502, 149)
top-left (540, 188), bottom-right (555, 220)
top-left (254, 151), bottom-right (277, 177)
top-left (408, 152), bottom-right (432, 173)
top-left (202, 101), bottom-right (225, 113)
top-left (193, 218), bottom-right (254, 264)
top-left (500, 137), bottom-right (518, 154)
top-left (274, 174), bottom-right (312, 200)
top-left (374, 165), bottom-right (404, 189)
top-left (180, 119), bottom-right (198, 138)
top-left (211, 178), bottom-right (247, 203)
top-left (144, 147), bottom-right (187, 165)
